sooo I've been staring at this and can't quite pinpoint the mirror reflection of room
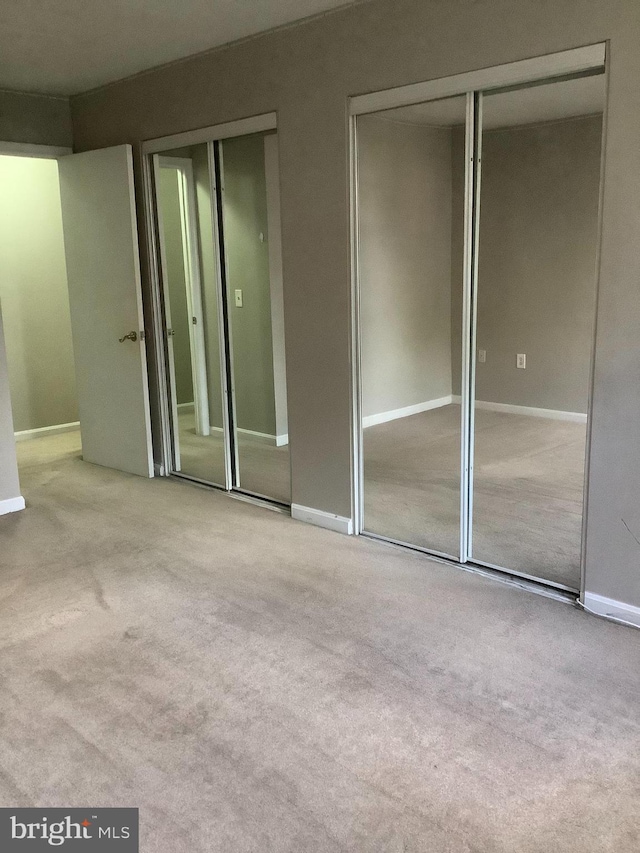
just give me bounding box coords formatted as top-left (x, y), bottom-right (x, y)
top-left (358, 95), bottom-right (466, 559)
top-left (155, 143), bottom-right (227, 487)
top-left (154, 131), bottom-right (291, 506)
top-left (471, 73), bottom-right (605, 588)
top-left (220, 132), bottom-right (290, 505)
top-left (358, 72), bottom-right (604, 589)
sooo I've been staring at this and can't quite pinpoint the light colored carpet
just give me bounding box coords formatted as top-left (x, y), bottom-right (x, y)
top-left (2, 432), bottom-right (639, 852)
top-left (176, 411), bottom-right (291, 504)
top-left (363, 405), bottom-right (586, 588)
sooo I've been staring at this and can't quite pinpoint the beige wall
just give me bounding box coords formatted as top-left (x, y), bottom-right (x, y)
top-left (450, 126), bottom-right (465, 399)
top-left (359, 112), bottom-right (601, 420)
top-left (0, 155), bottom-right (77, 432)
top-left (475, 116), bottom-right (602, 413)
top-left (0, 90), bottom-right (71, 148)
top-left (451, 115), bottom-right (602, 414)
top-left (69, 0), bottom-right (640, 608)
top-left (264, 133), bottom-right (289, 441)
top-left (358, 115), bottom-right (453, 419)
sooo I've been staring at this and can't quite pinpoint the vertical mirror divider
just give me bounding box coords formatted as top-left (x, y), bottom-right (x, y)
top-left (145, 151), bottom-right (175, 476)
top-left (465, 91), bottom-right (483, 563)
top-left (459, 91), bottom-right (476, 562)
top-left (207, 139), bottom-right (235, 491)
top-left (349, 112), bottom-right (363, 535)
top-left (152, 154), bottom-right (183, 473)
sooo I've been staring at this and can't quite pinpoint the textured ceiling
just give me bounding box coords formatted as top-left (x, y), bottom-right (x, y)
top-left (0, 0), bottom-right (355, 96)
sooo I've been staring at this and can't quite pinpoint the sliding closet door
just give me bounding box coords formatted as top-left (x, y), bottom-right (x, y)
top-left (218, 132), bottom-right (291, 504)
top-left (154, 143), bottom-right (227, 487)
top-left (470, 74), bottom-right (604, 588)
top-left (357, 96), bottom-right (468, 558)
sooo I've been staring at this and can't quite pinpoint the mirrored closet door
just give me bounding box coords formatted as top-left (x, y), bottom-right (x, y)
top-left (470, 74), bottom-right (605, 588)
top-left (354, 58), bottom-right (605, 590)
top-left (356, 94), bottom-right (469, 560)
top-left (152, 129), bottom-right (291, 506)
top-left (217, 134), bottom-right (290, 505)
top-left (154, 144), bottom-right (227, 487)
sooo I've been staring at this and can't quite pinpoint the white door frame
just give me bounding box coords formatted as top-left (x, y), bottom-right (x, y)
top-left (348, 43), bottom-right (607, 595)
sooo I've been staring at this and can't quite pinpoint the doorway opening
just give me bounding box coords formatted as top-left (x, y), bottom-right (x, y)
top-left (0, 149), bottom-right (82, 482)
top-left (146, 118), bottom-right (291, 508)
top-left (351, 46), bottom-right (606, 593)
top-left (0, 140), bottom-right (155, 513)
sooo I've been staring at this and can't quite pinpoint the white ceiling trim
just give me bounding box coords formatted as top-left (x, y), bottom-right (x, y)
top-left (349, 43), bottom-right (606, 116)
top-left (142, 112), bottom-right (277, 154)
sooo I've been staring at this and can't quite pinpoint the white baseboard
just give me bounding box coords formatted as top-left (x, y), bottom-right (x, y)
top-left (363, 395), bottom-right (453, 428)
top-left (291, 504), bottom-right (353, 535)
top-left (0, 495), bottom-right (25, 516)
top-left (582, 592), bottom-right (640, 629)
top-left (177, 402), bottom-right (195, 412)
top-left (210, 425), bottom-right (289, 447)
top-left (451, 396), bottom-right (586, 423)
top-left (238, 428), bottom-right (279, 445)
top-left (14, 421), bottom-right (80, 442)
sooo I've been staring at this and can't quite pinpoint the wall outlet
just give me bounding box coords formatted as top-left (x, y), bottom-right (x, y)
top-left (234, 289), bottom-right (243, 307)
top-left (517, 353), bottom-right (526, 369)
top-left (478, 349), bottom-right (486, 363)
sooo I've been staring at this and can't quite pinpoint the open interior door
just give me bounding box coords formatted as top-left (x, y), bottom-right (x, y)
top-left (58, 145), bottom-right (154, 477)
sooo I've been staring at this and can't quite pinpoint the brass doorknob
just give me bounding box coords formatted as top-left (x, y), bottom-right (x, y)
top-left (119, 331), bottom-right (138, 343)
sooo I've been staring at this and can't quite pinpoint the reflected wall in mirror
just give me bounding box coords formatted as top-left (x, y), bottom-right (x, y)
top-left (357, 95), bottom-right (467, 558)
top-left (471, 74), bottom-right (605, 588)
top-left (155, 131), bottom-right (291, 505)
top-left (219, 132), bottom-right (290, 505)
top-left (155, 144), bottom-right (227, 486)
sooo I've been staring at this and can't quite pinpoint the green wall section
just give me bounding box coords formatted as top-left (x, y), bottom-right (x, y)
top-left (358, 115), bottom-right (454, 420)
top-left (0, 155), bottom-right (77, 433)
top-left (222, 134), bottom-right (276, 437)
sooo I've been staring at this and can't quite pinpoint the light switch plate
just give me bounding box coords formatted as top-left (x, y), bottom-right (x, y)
top-left (234, 289), bottom-right (243, 307)
top-left (517, 353), bottom-right (526, 369)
